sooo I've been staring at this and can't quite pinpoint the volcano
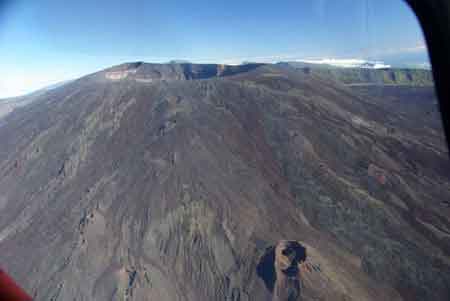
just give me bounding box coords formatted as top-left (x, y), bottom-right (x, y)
top-left (0, 62), bottom-right (449, 301)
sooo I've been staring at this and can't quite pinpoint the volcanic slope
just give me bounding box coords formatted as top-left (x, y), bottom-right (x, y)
top-left (0, 63), bottom-right (449, 301)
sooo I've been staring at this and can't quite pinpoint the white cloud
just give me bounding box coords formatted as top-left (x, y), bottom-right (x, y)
top-left (295, 58), bottom-right (391, 69)
top-left (215, 53), bottom-right (310, 65)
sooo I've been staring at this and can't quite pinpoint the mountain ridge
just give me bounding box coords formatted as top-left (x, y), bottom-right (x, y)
top-left (278, 62), bottom-right (434, 86)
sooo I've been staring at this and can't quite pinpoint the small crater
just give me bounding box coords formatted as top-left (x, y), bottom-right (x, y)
top-left (277, 241), bottom-right (307, 276)
top-left (257, 241), bottom-right (307, 293)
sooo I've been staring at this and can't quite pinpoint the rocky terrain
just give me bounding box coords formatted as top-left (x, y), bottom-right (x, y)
top-left (0, 62), bottom-right (449, 300)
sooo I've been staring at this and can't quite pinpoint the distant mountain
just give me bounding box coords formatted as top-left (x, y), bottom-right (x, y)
top-left (0, 80), bottom-right (72, 121)
top-left (0, 62), bottom-right (449, 301)
top-left (278, 61), bottom-right (434, 86)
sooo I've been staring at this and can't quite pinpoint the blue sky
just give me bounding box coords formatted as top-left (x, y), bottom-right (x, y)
top-left (0, 0), bottom-right (428, 98)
